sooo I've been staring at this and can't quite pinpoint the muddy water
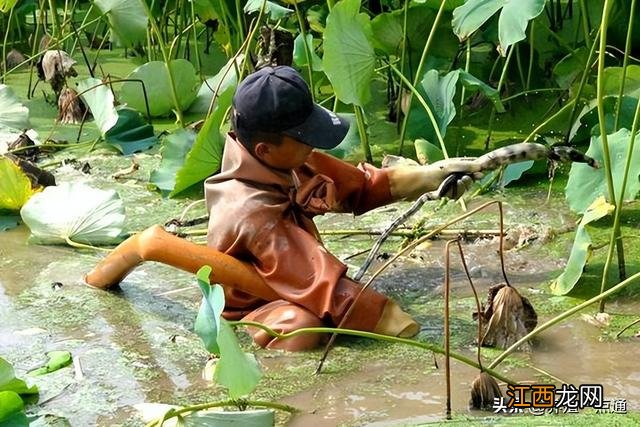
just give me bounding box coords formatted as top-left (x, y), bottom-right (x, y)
top-left (2, 180), bottom-right (639, 425)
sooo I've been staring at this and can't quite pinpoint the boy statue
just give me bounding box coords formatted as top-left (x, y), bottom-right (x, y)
top-left (204, 66), bottom-right (483, 351)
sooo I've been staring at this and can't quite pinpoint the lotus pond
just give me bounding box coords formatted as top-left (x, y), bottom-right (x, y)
top-left (1, 0), bottom-right (640, 426)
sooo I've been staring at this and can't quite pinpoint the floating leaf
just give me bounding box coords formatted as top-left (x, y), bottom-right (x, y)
top-left (77, 77), bottom-right (118, 135)
top-left (452, 0), bottom-right (545, 55)
top-left (120, 60), bottom-right (199, 117)
top-left (0, 157), bottom-right (40, 212)
top-left (215, 319), bottom-right (262, 399)
top-left (194, 266), bottom-right (225, 355)
top-left (323, 0), bottom-right (376, 106)
top-left (171, 83), bottom-right (235, 197)
top-left (104, 108), bottom-right (158, 155)
top-left (566, 129), bottom-right (640, 214)
top-left (550, 197), bottom-right (614, 295)
top-left (188, 55), bottom-right (243, 115)
top-left (0, 391), bottom-right (25, 425)
top-left (28, 351), bottom-right (72, 376)
top-left (0, 84), bottom-right (29, 131)
top-left (20, 182), bottom-right (126, 245)
top-left (293, 34), bottom-right (323, 72)
top-left (150, 130), bottom-right (197, 194)
top-left (94, 0), bottom-right (148, 47)
top-left (0, 357), bottom-right (38, 396)
top-left (244, 0), bottom-right (292, 19)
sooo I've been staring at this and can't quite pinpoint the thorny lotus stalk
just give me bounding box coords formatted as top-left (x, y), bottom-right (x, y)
top-left (613, 0), bottom-right (637, 130)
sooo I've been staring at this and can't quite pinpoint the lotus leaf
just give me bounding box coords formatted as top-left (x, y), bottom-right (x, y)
top-left (244, 0), bottom-right (292, 19)
top-left (323, 0), bottom-right (376, 106)
top-left (0, 157), bottom-right (40, 212)
top-left (150, 130), bottom-right (197, 194)
top-left (171, 83), bottom-right (234, 197)
top-left (194, 266), bottom-right (225, 355)
top-left (77, 77), bottom-right (118, 135)
top-left (94, 0), bottom-right (148, 47)
top-left (0, 85), bottom-right (29, 131)
top-left (452, 0), bottom-right (545, 55)
top-left (20, 182), bottom-right (126, 245)
top-left (104, 108), bottom-right (158, 155)
top-left (551, 197), bottom-right (615, 295)
top-left (293, 34), bottom-right (323, 72)
top-left (188, 55), bottom-right (243, 115)
top-left (120, 60), bottom-right (199, 118)
top-left (566, 129), bottom-right (640, 214)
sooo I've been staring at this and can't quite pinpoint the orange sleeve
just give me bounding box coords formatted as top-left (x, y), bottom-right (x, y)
top-left (301, 152), bottom-right (393, 215)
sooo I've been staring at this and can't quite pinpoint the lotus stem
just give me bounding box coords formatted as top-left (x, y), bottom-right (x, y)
top-left (526, 21), bottom-right (535, 90)
top-left (614, 0), bottom-right (637, 130)
top-left (443, 239), bottom-right (455, 419)
top-left (598, 77), bottom-right (640, 312)
top-left (579, 0), bottom-right (591, 45)
top-left (615, 318), bottom-right (640, 338)
top-left (1, 5), bottom-right (14, 85)
top-left (398, 0), bottom-right (447, 154)
top-left (596, 0), bottom-right (626, 285)
top-left (294, 1), bottom-right (315, 102)
top-left (234, 321), bottom-right (516, 385)
top-left (484, 45), bottom-right (515, 150)
top-left (387, 62), bottom-right (449, 158)
top-left (354, 104), bottom-right (372, 163)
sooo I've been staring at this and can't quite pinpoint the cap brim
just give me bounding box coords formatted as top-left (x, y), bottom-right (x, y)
top-left (281, 104), bottom-right (350, 149)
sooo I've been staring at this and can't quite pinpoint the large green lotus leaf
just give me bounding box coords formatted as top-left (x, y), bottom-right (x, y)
top-left (0, 0), bottom-right (19, 13)
top-left (497, 0), bottom-right (545, 55)
top-left (188, 55), bottom-right (243, 115)
top-left (550, 197), bottom-right (614, 295)
top-left (407, 69), bottom-right (504, 141)
top-left (570, 97), bottom-right (639, 144)
top-left (371, 3), bottom-right (435, 55)
top-left (293, 34), bottom-right (323, 72)
top-left (0, 357), bottom-right (38, 396)
top-left (452, 0), bottom-right (545, 55)
top-left (94, 0), bottom-right (148, 47)
top-left (0, 85), bottom-right (29, 131)
top-left (566, 129), bottom-right (640, 214)
top-left (150, 129), bottom-right (197, 194)
top-left (417, 0), bottom-right (465, 11)
top-left (0, 391), bottom-right (24, 424)
top-left (323, 0), bottom-right (376, 106)
top-left (77, 77), bottom-right (118, 135)
top-left (28, 351), bottom-right (72, 376)
top-left (20, 182), bottom-right (126, 245)
top-left (244, 0), bottom-right (292, 19)
top-left (194, 266), bottom-right (225, 355)
top-left (603, 65), bottom-right (640, 98)
top-left (215, 319), bottom-right (262, 399)
top-left (171, 84), bottom-right (234, 197)
top-left (120, 60), bottom-right (199, 118)
top-left (104, 108), bottom-right (158, 154)
top-left (0, 157), bottom-right (40, 212)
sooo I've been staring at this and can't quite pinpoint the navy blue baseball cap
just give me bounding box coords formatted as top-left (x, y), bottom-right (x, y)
top-left (232, 66), bottom-right (350, 149)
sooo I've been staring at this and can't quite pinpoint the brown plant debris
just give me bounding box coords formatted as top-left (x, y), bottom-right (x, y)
top-left (36, 50), bottom-right (77, 99)
top-left (57, 87), bottom-right (87, 124)
top-left (478, 283), bottom-right (537, 349)
top-left (470, 372), bottom-right (503, 410)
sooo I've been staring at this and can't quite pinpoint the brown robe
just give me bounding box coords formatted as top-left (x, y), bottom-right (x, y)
top-left (205, 134), bottom-right (394, 349)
